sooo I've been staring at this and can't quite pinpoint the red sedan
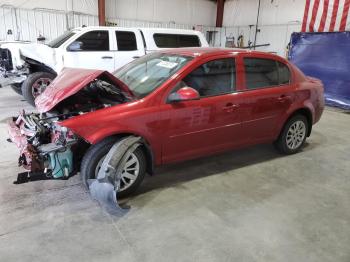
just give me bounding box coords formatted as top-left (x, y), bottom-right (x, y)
top-left (8, 48), bottom-right (324, 197)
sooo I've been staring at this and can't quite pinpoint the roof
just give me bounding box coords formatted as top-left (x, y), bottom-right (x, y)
top-left (160, 47), bottom-right (271, 58)
top-left (74, 26), bottom-right (202, 34)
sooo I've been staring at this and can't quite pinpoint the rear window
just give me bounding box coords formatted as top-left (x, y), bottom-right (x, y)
top-left (153, 33), bottom-right (200, 48)
top-left (116, 31), bottom-right (137, 51)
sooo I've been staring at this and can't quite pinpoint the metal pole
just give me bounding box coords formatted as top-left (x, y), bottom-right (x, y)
top-left (216, 0), bottom-right (224, 27)
top-left (98, 0), bottom-right (106, 26)
top-left (253, 0), bottom-right (261, 50)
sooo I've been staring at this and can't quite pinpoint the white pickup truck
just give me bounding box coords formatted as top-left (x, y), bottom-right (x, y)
top-left (0, 26), bottom-right (208, 105)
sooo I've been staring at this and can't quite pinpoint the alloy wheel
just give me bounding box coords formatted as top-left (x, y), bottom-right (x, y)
top-left (32, 78), bottom-right (52, 98)
top-left (286, 120), bottom-right (306, 150)
top-left (95, 152), bottom-right (140, 192)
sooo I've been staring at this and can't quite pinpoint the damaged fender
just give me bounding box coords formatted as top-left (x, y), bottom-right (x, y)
top-left (88, 136), bottom-right (142, 215)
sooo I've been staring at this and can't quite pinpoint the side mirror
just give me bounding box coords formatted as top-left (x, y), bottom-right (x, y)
top-left (67, 41), bottom-right (83, 51)
top-left (168, 87), bottom-right (200, 103)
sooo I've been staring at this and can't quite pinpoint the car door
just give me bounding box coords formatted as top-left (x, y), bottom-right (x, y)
top-left (112, 29), bottom-right (145, 70)
top-left (161, 57), bottom-right (246, 164)
top-left (63, 29), bottom-right (115, 72)
top-left (240, 56), bottom-right (294, 143)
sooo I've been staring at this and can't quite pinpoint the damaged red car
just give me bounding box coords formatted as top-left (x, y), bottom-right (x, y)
top-left (8, 48), bottom-right (324, 197)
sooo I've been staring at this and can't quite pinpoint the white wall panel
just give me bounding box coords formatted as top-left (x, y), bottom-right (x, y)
top-left (223, 0), bottom-right (305, 56)
top-left (0, 0), bottom-right (98, 15)
top-left (105, 0), bottom-right (216, 26)
top-left (0, 0), bottom-right (307, 56)
top-left (0, 6), bottom-right (97, 42)
top-left (223, 0), bottom-right (305, 26)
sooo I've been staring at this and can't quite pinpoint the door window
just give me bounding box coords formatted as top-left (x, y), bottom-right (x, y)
top-left (154, 34), bottom-right (200, 48)
top-left (244, 58), bottom-right (279, 89)
top-left (178, 58), bottom-right (236, 97)
top-left (278, 61), bottom-right (291, 85)
top-left (244, 58), bottom-right (291, 89)
top-left (116, 31), bottom-right (137, 51)
top-left (73, 30), bottom-right (109, 51)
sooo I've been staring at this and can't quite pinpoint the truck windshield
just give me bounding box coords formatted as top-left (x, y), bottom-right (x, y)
top-left (47, 30), bottom-right (76, 48)
top-left (113, 53), bottom-right (192, 98)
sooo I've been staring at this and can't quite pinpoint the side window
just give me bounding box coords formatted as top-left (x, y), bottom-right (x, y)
top-left (180, 58), bottom-right (236, 97)
top-left (278, 61), bottom-right (291, 85)
top-left (116, 31), bottom-right (137, 51)
top-left (244, 58), bottom-right (279, 89)
top-left (154, 34), bottom-right (200, 48)
top-left (178, 35), bottom-right (200, 47)
top-left (73, 30), bottom-right (109, 51)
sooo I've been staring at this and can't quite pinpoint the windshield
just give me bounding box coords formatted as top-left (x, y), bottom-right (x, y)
top-left (113, 53), bottom-right (193, 98)
top-left (47, 30), bottom-right (76, 48)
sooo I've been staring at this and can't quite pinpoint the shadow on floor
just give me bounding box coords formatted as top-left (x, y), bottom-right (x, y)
top-left (133, 143), bottom-right (288, 198)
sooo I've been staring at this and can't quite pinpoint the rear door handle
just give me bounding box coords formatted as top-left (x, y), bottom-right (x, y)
top-left (277, 94), bottom-right (291, 102)
top-left (223, 103), bottom-right (239, 113)
top-left (101, 56), bottom-right (113, 59)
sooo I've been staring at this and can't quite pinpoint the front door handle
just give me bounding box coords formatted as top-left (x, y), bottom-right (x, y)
top-left (101, 56), bottom-right (113, 59)
top-left (132, 56), bottom-right (140, 59)
top-left (223, 103), bottom-right (239, 113)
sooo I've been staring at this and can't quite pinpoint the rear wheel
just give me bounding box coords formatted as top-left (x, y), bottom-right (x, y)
top-left (80, 137), bottom-right (147, 198)
top-left (10, 83), bottom-right (23, 95)
top-left (21, 72), bottom-right (55, 106)
top-left (275, 115), bottom-right (309, 154)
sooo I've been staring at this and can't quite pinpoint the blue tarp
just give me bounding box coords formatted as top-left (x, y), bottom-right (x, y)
top-left (289, 32), bottom-right (350, 110)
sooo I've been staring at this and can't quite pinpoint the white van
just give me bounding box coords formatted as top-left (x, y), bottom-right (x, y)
top-left (0, 26), bottom-right (208, 105)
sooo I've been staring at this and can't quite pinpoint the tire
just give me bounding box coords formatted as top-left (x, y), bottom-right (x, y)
top-left (21, 72), bottom-right (55, 107)
top-left (275, 115), bottom-right (309, 154)
top-left (80, 137), bottom-right (147, 198)
top-left (10, 83), bottom-right (23, 95)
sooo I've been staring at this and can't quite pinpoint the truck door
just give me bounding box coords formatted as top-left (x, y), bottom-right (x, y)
top-left (112, 29), bottom-right (145, 71)
top-left (63, 29), bottom-right (114, 72)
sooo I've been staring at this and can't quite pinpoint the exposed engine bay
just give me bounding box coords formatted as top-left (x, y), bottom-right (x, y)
top-left (7, 77), bottom-right (130, 181)
top-left (44, 77), bottom-right (130, 118)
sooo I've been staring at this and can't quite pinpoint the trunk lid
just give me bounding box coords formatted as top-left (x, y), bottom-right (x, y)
top-left (35, 68), bottom-right (135, 113)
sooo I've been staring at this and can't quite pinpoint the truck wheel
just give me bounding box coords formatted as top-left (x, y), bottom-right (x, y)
top-left (10, 83), bottom-right (23, 95)
top-left (275, 115), bottom-right (309, 154)
top-left (21, 72), bottom-right (55, 107)
top-left (80, 137), bottom-right (147, 198)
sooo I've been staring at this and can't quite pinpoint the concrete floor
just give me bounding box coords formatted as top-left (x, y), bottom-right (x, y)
top-left (0, 86), bottom-right (349, 262)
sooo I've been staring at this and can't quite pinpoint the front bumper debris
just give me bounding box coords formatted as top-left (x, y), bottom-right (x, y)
top-left (88, 136), bottom-right (141, 215)
top-left (7, 112), bottom-right (77, 181)
top-left (0, 69), bottom-right (27, 87)
top-left (7, 115), bottom-right (38, 170)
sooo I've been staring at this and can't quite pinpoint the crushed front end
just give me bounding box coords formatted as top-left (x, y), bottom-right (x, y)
top-left (7, 69), bottom-right (133, 182)
top-left (0, 46), bottom-right (28, 87)
top-left (8, 111), bottom-right (79, 180)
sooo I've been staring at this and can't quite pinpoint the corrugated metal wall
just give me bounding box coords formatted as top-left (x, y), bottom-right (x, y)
top-left (0, 6), bottom-right (98, 42)
top-left (0, 1), bottom-right (305, 57)
top-left (0, 6), bottom-right (220, 45)
top-left (0, 6), bottom-right (221, 48)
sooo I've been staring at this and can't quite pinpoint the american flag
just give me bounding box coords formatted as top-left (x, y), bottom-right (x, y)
top-left (302, 0), bottom-right (350, 32)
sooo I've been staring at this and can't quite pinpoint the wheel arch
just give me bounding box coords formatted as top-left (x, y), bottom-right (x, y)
top-left (284, 107), bottom-right (313, 137)
top-left (24, 57), bottom-right (57, 76)
top-left (97, 133), bottom-right (155, 176)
